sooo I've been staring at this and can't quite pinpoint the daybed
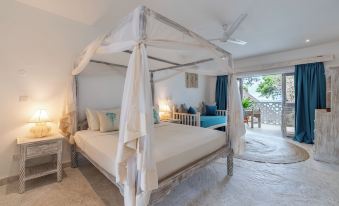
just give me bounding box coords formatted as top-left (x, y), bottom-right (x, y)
top-left (60, 5), bottom-right (245, 206)
top-left (173, 108), bottom-right (227, 129)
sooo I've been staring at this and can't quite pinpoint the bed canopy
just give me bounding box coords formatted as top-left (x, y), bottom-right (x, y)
top-left (60, 5), bottom-right (245, 206)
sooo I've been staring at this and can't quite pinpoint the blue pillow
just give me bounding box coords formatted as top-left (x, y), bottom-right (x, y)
top-left (205, 105), bottom-right (217, 116)
top-left (187, 106), bottom-right (196, 114)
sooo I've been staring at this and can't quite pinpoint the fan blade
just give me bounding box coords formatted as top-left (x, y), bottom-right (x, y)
top-left (227, 38), bottom-right (247, 45)
top-left (225, 13), bottom-right (248, 39)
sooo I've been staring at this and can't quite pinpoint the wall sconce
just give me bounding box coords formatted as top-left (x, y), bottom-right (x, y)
top-left (28, 109), bottom-right (51, 138)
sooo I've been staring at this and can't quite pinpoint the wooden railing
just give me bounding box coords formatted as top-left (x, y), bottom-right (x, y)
top-left (173, 112), bottom-right (201, 127)
top-left (172, 109), bottom-right (228, 127)
top-left (216, 110), bottom-right (227, 116)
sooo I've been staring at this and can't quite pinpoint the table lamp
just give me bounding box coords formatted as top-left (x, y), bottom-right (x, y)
top-left (29, 109), bottom-right (51, 138)
top-left (159, 101), bottom-right (171, 120)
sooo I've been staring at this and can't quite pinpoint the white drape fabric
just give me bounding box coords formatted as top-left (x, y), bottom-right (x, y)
top-left (72, 35), bottom-right (106, 76)
top-left (60, 5), bottom-right (246, 206)
top-left (228, 74), bottom-right (246, 154)
top-left (116, 44), bottom-right (158, 206)
top-left (59, 76), bottom-right (77, 144)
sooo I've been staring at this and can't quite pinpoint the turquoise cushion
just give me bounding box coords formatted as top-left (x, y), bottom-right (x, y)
top-left (205, 105), bottom-right (217, 116)
top-left (187, 106), bottom-right (196, 114)
top-left (200, 116), bottom-right (226, 128)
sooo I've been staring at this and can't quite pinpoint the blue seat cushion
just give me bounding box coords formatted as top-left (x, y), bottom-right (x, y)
top-left (200, 116), bottom-right (227, 128)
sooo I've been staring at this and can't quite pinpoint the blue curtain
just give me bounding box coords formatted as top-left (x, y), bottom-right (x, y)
top-left (294, 62), bottom-right (326, 144)
top-left (215, 75), bottom-right (228, 110)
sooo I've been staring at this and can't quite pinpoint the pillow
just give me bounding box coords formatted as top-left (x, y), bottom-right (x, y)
top-left (173, 104), bottom-right (179, 113)
top-left (153, 108), bottom-right (160, 124)
top-left (205, 105), bottom-right (217, 116)
top-left (178, 104), bottom-right (188, 113)
top-left (187, 106), bottom-right (196, 114)
top-left (86, 108), bottom-right (100, 131)
top-left (97, 111), bottom-right (119, 132)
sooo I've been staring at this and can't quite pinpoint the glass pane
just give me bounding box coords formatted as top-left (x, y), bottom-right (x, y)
top-left (285, 75), bottom-right (295, 104)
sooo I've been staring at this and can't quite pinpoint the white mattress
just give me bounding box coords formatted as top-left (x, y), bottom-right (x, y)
top-left (74, 122), bottom-right (226, 179)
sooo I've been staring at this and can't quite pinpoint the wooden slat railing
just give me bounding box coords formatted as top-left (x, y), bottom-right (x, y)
top-left (173, 109), bottom-right (228, 127)
top-left (173, 112), bottom-right (201, 127)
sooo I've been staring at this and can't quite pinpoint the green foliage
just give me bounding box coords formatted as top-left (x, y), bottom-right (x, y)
top-left (256, 75), bottom-right (282, 100)
top-left (242, 97), bottom-right (253, 109)
top-left (243, 77), bottom-right (260, 87)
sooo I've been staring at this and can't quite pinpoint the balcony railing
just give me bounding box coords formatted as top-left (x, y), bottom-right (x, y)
top-left (254, 102), bottom-right (282, 125)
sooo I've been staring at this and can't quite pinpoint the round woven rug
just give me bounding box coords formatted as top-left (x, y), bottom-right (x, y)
top-left (235, 136), bottom-right (309, 164)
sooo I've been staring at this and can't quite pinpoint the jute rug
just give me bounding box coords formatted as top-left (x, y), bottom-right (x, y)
top-left (235, 136), bottom-right (309, 164)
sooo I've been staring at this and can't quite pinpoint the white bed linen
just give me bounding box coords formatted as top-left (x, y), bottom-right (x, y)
top-left (74, 122), bottom-right (226, 179)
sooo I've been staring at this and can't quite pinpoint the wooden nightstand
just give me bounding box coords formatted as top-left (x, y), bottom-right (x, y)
top-left (17, 134), bottom-right (64, 193)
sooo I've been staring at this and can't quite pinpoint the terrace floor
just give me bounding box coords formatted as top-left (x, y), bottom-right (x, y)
top-left (245, 123), bottom-right (283, 138)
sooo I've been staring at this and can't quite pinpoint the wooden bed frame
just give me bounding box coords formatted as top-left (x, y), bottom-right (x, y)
top-left (70, 6), bottom-right (235, 205)
top-left (71, 142), bottom-right (233, 205)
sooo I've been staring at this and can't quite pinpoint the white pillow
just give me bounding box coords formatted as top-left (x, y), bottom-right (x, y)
top-left (86, 108), bottom-right (100, 131)
top-left (97, 109), bottom-right (120, 132)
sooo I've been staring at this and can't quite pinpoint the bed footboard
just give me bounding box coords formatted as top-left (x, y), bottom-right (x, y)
top-left (149, 146), bottom-right (232, 205)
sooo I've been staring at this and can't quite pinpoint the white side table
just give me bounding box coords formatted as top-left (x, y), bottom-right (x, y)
top-left (17, 134), bottom-right (64, 193)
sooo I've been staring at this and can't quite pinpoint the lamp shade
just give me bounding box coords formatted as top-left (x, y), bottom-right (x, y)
top-left (29, 109), bottom-right (51, 123)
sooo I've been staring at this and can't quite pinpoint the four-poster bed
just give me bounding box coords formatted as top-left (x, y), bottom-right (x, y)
top-left (59, 5), bottom-right (245, 206)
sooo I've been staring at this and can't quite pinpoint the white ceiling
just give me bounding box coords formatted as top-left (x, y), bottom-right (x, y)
top-left (16, 0), bottom-right (339, 59)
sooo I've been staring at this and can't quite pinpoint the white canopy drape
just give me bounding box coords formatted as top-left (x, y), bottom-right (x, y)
top-left (60, 5), bottom-right (245, 206)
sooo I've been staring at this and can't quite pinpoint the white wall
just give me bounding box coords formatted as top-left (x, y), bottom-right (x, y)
top-left (77, 63), bottom-right (126, 120)
top-left (235, 41), bottom-right (339, 73)
top-left (154, 70), bottom-right (210, 108)
top-left (0, 1), bottom-right (101, 180)
top-left (77, 67), bottom-right (211, 115)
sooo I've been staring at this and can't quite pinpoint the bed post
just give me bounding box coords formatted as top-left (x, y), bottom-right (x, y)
top-left (71, 144), bottom-right (78, 168)
top-left (150, 72), bottom-right (155, 106)
top-left (71, 75), bottom-right (79, 168)
top-left (227, 150), bottom-right (234, 176)
top-left (226, 71), bottom-right (234, 176)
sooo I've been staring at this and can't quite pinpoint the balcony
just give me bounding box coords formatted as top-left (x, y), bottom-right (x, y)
top-left (245, 101), bottom-right (295, 137)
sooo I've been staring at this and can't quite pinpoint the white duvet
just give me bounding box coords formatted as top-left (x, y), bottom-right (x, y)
top-left (74, 122), bottom-right (226, 180)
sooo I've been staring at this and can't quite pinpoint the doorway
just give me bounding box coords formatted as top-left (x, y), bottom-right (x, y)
top-left (239, 72), bottom-right (295, 138)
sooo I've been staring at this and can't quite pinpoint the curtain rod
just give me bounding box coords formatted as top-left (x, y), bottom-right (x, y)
top-left (237, 54), bottom-right (334, 73)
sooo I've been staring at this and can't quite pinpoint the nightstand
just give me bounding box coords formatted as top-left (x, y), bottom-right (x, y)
top-left (161, 119), bottom-right (181, 124)
top-left (17, 134), bottom-right (64, 193)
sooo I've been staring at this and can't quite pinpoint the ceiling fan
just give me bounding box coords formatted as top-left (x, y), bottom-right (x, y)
top-left (209, 13), bottom-right (248, 46)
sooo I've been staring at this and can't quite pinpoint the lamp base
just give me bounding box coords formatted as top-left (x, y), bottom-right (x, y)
top-left (160, 112), bottom-right (171, 121)
top-left (30, 123), bottom-right (51, 138)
